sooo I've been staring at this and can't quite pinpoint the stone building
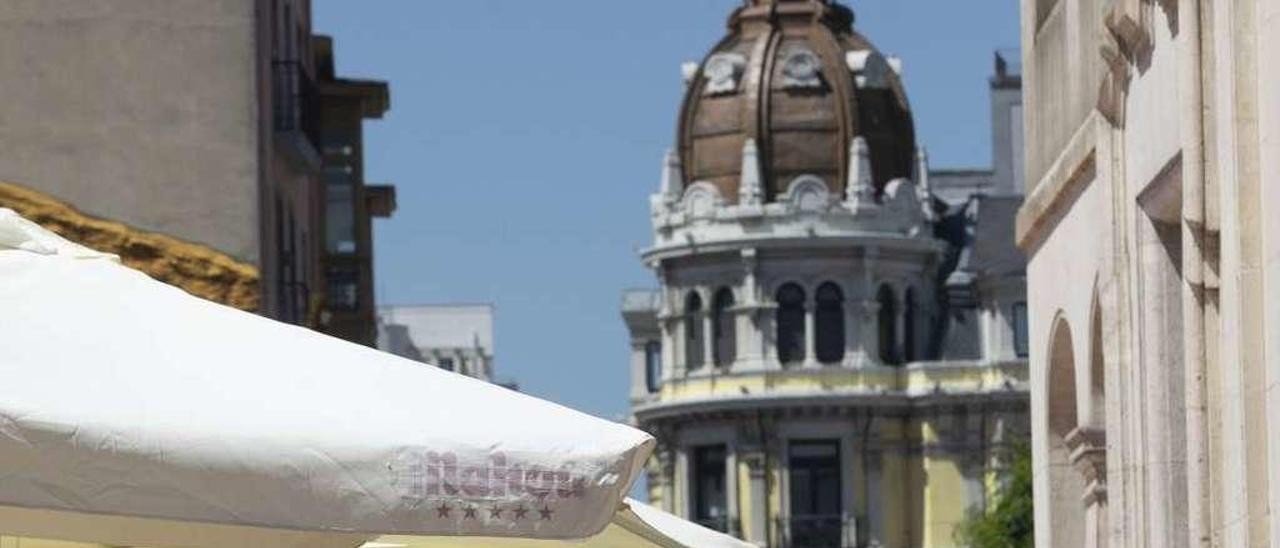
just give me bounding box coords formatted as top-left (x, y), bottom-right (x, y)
top-left (1019, 0), bottom-right (1280, 546)
top-left (622, 1), bottom-right (1029, 546)
top-left (378, 304), bottom-right (497, 383)
top-left (0, 0), bottom-right (394, 344)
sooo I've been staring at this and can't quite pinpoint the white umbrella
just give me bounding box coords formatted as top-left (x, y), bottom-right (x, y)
top-left (0, 209), bottom-right (743, 547)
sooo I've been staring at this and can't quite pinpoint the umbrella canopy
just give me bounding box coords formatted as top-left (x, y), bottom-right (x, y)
top-left (0, 209), bottom-right (655, 545)
top-left (369, 498), bottom-right (752, 548)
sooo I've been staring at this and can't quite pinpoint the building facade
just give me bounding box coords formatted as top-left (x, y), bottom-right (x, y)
top-left (622, 1), bottom-right (1030, 546)
top-left (377, 305), bottom-right (497, 383)
top-left (0, 0), bottom-right (393, 343)
top-left (1019, 0), bottom-right (1280, 546)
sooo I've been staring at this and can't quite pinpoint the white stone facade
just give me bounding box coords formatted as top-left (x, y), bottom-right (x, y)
top-left (1019, 0), bottom-right (1280, 546)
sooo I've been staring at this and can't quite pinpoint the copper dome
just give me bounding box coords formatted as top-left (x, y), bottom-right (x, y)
top-left (678, 0), bottom-right (916, 204)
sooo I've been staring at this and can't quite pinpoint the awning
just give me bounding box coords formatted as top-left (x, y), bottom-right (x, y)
top-left (0, 209), bottom-right (661, 545)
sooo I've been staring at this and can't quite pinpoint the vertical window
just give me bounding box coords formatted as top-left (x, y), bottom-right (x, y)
top-left (693, 445), bottom-right (728, 532)
top-left (438, 358), bottom-right (455, 372)
top-left (904, 288), bottom-right (919, 362)
top-left (788, 440), bottom-right (843, 547)
top-left (815, 283), bottom-right (845, 364)
top-left (645, 341), bottom-right (662, 393)
top-left (712, 288), bottom-right (736, 367)
top-left (684, 292), bottom-right (705, 370)
top-left (325, 267), bottom-right (358, 310)
top-left (1013, 302), bottom-right (1029, 358)
top-left (776, 284), bottom-right (807, 366)
top-left (877, 285), bottom-right (900, 365)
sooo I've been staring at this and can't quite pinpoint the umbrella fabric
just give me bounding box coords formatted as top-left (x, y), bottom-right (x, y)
top-left (0, 209), bottom-right (654, 542)
top-left (369, 498), bottom-right (755, 548)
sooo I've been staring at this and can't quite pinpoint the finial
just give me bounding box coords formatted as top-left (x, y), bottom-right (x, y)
top-left (845, 136), bottom-right (876, 207)
top-left (914, 147), bottom-right (930, 192)
top-left (739, 139), bottom-right (764, 206)
top-left (660, 149), bottom-right (683, 203)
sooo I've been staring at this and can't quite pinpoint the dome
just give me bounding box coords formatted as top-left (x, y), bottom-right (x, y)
top-left (678, 0), bottom-right (916, 204)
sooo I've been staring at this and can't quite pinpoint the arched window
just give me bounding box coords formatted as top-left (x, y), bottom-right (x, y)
top-left (685, 292), bottom-right (705, 370)
top-left (877, 285), bottom-right (900, 365)
top-left (644, 341), bottom-right (662, 393)
top-left (712, 288), bottom-right (736, 367)
top-left (904, 288), bottom-right (918, 362)
top-left (815, 282), bottom-right (846, 364)
top-left (776, 284), bottom-right (806, 366)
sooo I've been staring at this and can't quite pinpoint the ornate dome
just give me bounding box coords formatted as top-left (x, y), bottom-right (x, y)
top-left (678, 0), bottom-right (916, 204)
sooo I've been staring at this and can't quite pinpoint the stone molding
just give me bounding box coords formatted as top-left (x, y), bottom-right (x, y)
top-left (1065, 426), bottom-right (1108, 505)
top-left (1015, 114), bottom-right (1100, 254)
top-left (0, 181), bottom-right (260, 311)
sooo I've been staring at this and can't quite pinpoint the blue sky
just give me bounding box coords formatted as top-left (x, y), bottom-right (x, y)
top-left (313, 1), bottom-right (1021, 422)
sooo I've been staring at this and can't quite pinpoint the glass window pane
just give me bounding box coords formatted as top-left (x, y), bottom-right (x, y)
top-left (645, 341), bottom-right (662, 393)
top-left (693, 445), bottom-right (728, 532)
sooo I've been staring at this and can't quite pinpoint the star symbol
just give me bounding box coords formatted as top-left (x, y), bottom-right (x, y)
top-left (463, 506), bottom-right (478, 520)
top-left (435, 502), bottom-right (451, 518)
top-left (489, 505), bottom-right (503, 519)
top-left (539, 505), bottom-right (554, 521)
top-left (512, 505), bottom-right (529, 520)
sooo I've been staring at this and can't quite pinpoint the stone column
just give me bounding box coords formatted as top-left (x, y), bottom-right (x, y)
top-left (703, 310), bottom-right (715, 368)
top-left (804, 302), bottom-right (818, 367)
top-left (1066, 427), bottom-right (1108, 548)
top-left (741, 450), bottom-right (768, 545)
top-left (860, 300), bottom-right (881, 367)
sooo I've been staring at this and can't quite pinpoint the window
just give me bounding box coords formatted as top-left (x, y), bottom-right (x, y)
top-left (877, 285), bottom-right (900, 365)
top-left (325, 169), bottom-right (357, 254)
top-left (326, 268), bottom-right (358, 311)
top-left (788, 441), bottom-right (843, 547)
top-left (712, 288), bottom-right (736, 367)
top-left (645, 341), bottom-right (662, 393)
top-left (1013, 302), bottom-right (1029, 358)
top-left (776, 284), bottom-right (807, 366)
top-left (693, 445), bottom-right (728, 532)
top-left (904, 288), bottom-right (919, 362)
top-left (684, 292), bottom-right (705, 370)
top-left (815, 283), bottom-right (845, 364)
top-left (438, 358), bottom-right (455, 372)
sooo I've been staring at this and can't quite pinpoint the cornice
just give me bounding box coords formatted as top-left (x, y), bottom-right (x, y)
top-left (0, 181), bottom-right (260, 311)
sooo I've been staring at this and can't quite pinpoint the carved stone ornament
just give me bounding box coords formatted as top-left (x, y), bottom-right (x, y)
top-left (1097, 0), bottom-right (1160, 127)
top-left (1064, 426), bottom-right (1108, 506)
top-left (681, 181), bottom-right (726, 219)
top-left (703, 52), bottom-right (747, 96)
top-left (781, 48), bottom-right (823, 89)
top-left (784, 175), bottom-right (832, 213)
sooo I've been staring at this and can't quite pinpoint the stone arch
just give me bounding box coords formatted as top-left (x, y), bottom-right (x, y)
top-left (1046, 314), bottom-right (1086, 547)
top-left (711, 287), bottom-right (737, 367)
top-left (775, 283), bottom-right (807, 366)
top-left (877, 284), bottom-right (900, 365)
top-left (782, 175), bottom-right (832, 213)
top-left (814, 281), bottom-right (845, 364)
top-left (684, 291), bottom-right (705, 370)
top-left (681, 181), bottom-right (724, 219)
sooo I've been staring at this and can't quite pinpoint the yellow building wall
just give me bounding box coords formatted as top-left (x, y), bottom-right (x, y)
top-left (0, 539), bottom-right (107, 548)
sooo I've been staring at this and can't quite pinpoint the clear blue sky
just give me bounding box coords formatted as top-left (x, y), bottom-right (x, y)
top-left (313, 1), bottom-right (1021, 422)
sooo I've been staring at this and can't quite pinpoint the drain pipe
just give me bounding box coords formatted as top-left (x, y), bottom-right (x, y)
top-left (1179, 0), bottom-right (1210, 545)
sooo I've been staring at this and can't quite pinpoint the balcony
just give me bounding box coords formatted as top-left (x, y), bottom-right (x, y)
top-left (778, 515), bottom-right (853, 548)
top-left (272, 60), bottom-right (322, 170)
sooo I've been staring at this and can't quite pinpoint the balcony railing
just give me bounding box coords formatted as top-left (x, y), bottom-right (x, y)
top-left (778, 514), bottom-right (854, 548)
top-left (272, 60), bottom-right (321, 157)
